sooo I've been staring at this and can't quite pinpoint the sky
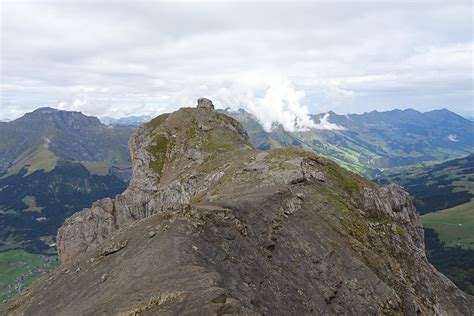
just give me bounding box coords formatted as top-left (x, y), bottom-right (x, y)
top-left (1, 0), bottom-right (473, 130)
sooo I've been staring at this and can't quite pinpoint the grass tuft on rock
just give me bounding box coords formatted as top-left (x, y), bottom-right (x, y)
top-left (146, 134), bottom-right (169, 175)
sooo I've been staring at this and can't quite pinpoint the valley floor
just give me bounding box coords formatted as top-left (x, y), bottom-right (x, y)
top-left (0, 250), bottom-right (57, 303)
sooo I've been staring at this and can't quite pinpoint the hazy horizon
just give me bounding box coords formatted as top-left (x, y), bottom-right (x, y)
top-left (2, 104), bottom-right (471, 123)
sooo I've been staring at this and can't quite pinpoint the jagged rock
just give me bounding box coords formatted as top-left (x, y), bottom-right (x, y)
top-left (197, 97), bottom-right (214, 110)
top-left (101, 239), bottom-right (127, 256)
top-left (57, 106), bottom-right (250, 264)
top-left (3, 103), bottom-right (473, 315)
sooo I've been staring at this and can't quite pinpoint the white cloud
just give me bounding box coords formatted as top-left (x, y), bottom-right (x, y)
top-left (448, 134), bottom-right (459, 142)
top-left (149, 70), bottom-right (316, 132)
top-left (57, 94), bottom-right (88, 112)
top-left (0, 1), bottom-right (473, 123)
top-left (234, 75), bottom-right (316, 132)
top-left (313, 114), bottom-right (345, 130)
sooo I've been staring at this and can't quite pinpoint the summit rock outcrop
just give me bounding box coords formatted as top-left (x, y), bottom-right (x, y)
top-left (197, 97), bottom-right (215, 110)
top-left (3, 100), bottom-right (473, 315)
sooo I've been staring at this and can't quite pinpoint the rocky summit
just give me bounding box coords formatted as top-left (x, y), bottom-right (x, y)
top-left (3, 100), bottom-right (473, 315)
top-left (197, 97), bottom-right (215, 110)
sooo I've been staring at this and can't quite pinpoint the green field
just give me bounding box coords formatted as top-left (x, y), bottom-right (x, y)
top-left (0, 210), bottom-right (16, 215)
top-left (82, 161), bottom-right (111, 176)
top-left (21, 195), bottom-right (43, 212)
top-left (6, 142), bottom-right (58, 177)
top-left (422, 199), bottom-right (474, 249)
top-left (0, 250), bottom-right (57, 303)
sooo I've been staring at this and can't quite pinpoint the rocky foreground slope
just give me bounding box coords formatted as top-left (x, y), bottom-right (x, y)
top-left (3, 99), bottom-right (473, 315)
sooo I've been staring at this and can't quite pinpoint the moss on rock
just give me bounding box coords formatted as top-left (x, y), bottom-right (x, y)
top-left (146, 134), bottom-right (169, 175)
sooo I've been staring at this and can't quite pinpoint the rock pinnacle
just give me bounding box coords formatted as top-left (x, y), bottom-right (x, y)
top-left (197, 98), bottom-right (214, 110)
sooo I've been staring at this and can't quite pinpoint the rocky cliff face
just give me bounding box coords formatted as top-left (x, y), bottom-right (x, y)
top-left (3, 100), bottom-right (473, 315)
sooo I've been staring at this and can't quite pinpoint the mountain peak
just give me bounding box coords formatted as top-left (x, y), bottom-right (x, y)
top-left (20, 106), bottom-right (103, 129)
top-left (426, 108), bottom-right (459, 116)
top-left (100, 115), bottom-right (152, 126)
top-left (402, 108), bottom-right (421, 113)
top-left (0, 107), bottom-right (134, 175)
top-left (31, 107), bottom-right (59, 114)
top-left (140, 104), bottom-right (250, 183)
top-left (197, 97), bottom-right (215, 110)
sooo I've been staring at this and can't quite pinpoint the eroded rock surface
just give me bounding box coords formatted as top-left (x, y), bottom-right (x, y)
top-left (3, 99), bottom-right (473, 315)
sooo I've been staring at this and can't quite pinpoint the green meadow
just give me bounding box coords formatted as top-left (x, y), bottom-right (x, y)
top-left (0, 250), bottom-right (57, 303)
top-left (422, 199), bottom-right (474, 249)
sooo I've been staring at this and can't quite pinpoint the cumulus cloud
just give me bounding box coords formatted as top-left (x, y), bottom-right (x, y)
top-left (51, 71), bottom-right (344, 132)
top-left (448, 134), bottom-right (459, 142)
top-left (247, 79), bottom-right (314, 132)
top-left (313, 114), bottom-right (345, 130)
top-left (142, 70), bottom-right (317, 132)
top-left (57, 94), bottom-right (88, 112)
top-left (0, 1), bottom-right (472, 123)
top-left (209, 72), bottom-right (317, 132)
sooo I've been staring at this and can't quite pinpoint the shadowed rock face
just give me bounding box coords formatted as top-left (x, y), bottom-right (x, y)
top-left (3, 100), bottom-right (473, 315)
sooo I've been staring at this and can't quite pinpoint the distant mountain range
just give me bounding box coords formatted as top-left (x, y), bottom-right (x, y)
top-left (100, 115), bottom-right (152, 126)
top-left (0, 107), bottom-right (133, 176)
top-left (0, 108), bottom-right (134, 254)
top-left (221, 108), bottom-right (474, 175)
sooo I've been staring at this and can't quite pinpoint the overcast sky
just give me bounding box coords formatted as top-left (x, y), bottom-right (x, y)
top-left (1, 1), bottom-right (473, 128)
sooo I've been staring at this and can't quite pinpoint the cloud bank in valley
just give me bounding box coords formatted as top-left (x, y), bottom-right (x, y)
top-left (1, 1), bottom-right (472, 127)
top-left (313, 114), bottom-right (345, 131)
top-left (234, 77), bottom-right (313, 132)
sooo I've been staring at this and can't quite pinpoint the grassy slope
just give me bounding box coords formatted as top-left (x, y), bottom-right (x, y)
top-left (0, 236), bottom-right (22, 252)
top-left (81, 162), bottom-right (111, 176)
top-left (422, 199), bottom-right (474, 249)
top-left (21, 195), bottom-right (43, 212)
top-left (6, 143), bottom-right (58, 177)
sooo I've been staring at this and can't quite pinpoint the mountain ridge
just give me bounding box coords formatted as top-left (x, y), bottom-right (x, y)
top-left (0, 107), bottom-right (133, 176)
top-left (100, 115), bottom-right (153, 126)
top-left (4, 99), bottom-right (472, 314)
top-left (220, 107), bottom-right (474, 174)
